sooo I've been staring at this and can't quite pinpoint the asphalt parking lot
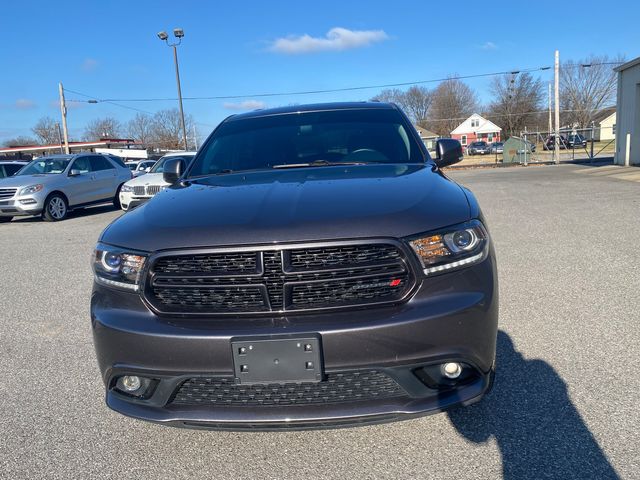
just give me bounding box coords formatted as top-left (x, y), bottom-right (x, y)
top-left (0, 163), bottom-right (638, 479)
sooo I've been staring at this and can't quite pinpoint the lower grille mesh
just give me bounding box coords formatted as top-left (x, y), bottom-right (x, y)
top-left (170, 371), bottom-right (406, 407)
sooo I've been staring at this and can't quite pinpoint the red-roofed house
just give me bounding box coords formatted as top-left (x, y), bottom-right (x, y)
top-left (450, 114), bottom-right (501, 147)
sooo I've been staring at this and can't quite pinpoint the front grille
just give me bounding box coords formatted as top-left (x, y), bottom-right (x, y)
top-left (146, 185), bottom-right (163, 195)
top-left (0, 188), bottom-right (17, 200)
top-left (133, 186), bottom-right (145, 196)
top-left (145, 242), bottom-right (415, 315)
top-left (170, 370), bottom-right (406, 407)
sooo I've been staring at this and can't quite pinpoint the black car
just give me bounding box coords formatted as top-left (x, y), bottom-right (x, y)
top-left (543, 135), bottom-right (569, 150)
top-left (466, 141), bottom-right (490, 155)
top-left (91, 102), bottom-right (498, 430)
top-left (567, 134), bottom-right (587, 148)
top-left (0, 161), bottom-right (28, 178)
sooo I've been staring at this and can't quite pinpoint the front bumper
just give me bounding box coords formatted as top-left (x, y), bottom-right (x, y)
top-left (0, 192), bottom-right (46, 217)
top-left (119, 191), bottom-right (152, 211)
top-left (91, 254), bottom-right (498, 429)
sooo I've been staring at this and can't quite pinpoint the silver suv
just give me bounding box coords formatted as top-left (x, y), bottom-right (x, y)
top-left (0, 153), bottom-right (131, 222)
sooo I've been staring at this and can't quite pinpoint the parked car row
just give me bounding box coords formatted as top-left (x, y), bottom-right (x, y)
top-left (0, 151), bottom-right (197, 222)
top-left (543, 134), bottom-right (588, 150)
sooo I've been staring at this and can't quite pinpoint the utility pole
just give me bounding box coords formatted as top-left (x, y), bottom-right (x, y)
top-left (172, 45), bottom-right (188, 151)
top-left (548, 83), bottom-right (553, 134)
top-left (554, 50), bottom-right (560, 164)
top-left (56, 122), bottom-right (63, 153)
top-left (192, 124), bottom-right (198, 150)
top-left (58, 82), bottom-right (70, 154)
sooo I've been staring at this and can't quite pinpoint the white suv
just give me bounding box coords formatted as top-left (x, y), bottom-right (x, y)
top-left (119, 152), bottom-right (196, 211)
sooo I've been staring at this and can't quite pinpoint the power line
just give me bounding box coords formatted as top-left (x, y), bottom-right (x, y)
top-left (64, 61), bottom-right (621, 104)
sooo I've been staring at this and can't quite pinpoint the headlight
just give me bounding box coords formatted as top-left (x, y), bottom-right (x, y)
top-left (19, 184), bottom-right (44, 195)
top-left (408, 221), bottom-right (489, 275)
top-left (93, 243), bottom-right (147, 291)
top-left (120, 184), bottom-right (134, 193)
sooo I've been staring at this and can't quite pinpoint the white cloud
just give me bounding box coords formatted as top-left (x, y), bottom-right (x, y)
top-left (15, 98), bottom-right (36, 109)
top-left (223, 100), bottom-right (267, 110)
top-left (269, 27), bottom-right (389, 54)
top-left (82, 58), bottom-right (98, 71)
top-left (480, 41), bottom-right (498, 50)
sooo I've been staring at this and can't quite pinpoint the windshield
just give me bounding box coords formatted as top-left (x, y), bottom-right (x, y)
top-left (188, 108), bottom-right (423, 178)
top-left (150, 155), bottom-right (195, 173)
top-left (127, 163), bottom-right (138, 170)
top-left (17, 158), bottom-right (71, 175)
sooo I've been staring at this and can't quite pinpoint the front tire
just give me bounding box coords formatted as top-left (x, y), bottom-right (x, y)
top-left (42, 194), bottom-right (68, 222)
top-left (113, 184), bottom-right (123, 209)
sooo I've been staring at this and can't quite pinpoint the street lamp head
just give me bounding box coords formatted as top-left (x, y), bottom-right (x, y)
top-left (157, 31), bottom-right (169, 41)
top-left (173, 28), bottom-right (184, 38)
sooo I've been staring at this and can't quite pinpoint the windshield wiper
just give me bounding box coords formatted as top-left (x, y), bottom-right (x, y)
top-left (272, 160), bottom-right (367, 169)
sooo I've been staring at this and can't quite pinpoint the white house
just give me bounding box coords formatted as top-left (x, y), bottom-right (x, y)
top-left (450, 114), bottom-right (502, 146)
top-left (598, 111), bottom-right (616, 142)
top-left (614, 57), bottom-right (640, 166)
top-left (415, 126), bottom-right (439, 151)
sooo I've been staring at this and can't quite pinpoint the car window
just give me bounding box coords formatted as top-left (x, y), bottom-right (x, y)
top-left (71, 157), bottom-right (92, 173)
top-left (150, 155), bottom-right (195, 173)
top-left (189, 109), bottom-right (421, 178)
top-left (90, 156), bottom-right (116, 171)
top-left (18, 158), bottom-right (71, 175)
top-left (107, 155), bottom-right (127, 168)
top-left (3, 164), bottom-right (23, 176)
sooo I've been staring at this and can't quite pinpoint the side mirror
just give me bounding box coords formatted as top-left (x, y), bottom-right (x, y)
top-left (69, 169), bottom-right (81, 177)
top-left (434, 139), bottom-right (464, 168)
top-left (162, 158), bottom-right (185, 184)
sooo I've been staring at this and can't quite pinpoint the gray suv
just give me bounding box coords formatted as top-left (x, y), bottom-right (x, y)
top-left (0, 153), bottom-right (131, 222)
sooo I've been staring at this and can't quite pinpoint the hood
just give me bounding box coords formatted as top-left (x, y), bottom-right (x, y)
top-left (123, 173), bottom-right (167, 187)
top-left (101, 164), bottom-right (471, 251)
top-left (0, 174), bottom-right (63, 188)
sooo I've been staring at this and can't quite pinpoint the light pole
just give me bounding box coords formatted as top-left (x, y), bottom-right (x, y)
top-left (157, 28), bottom-right (188, 151)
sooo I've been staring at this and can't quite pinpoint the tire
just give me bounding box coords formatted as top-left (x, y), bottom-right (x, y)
top-left (42, 193), bottom-right (68, 222)
top-left (113, 184), bottom-right (123, 209)
top-left (0, 216), bottom-right (12, 223)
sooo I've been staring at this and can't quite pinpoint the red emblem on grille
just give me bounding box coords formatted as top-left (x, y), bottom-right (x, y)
top-left (389, 279), bottom-right (402, 287)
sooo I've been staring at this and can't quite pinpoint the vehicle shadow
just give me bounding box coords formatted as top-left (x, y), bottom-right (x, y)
top-left (9, 204), bottom-right (120, 223)
top-left (448, 331), bottom-right (619, 479)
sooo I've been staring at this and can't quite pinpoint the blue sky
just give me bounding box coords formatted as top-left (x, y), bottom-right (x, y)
top-left (1, 0), bottom-right (638, 142)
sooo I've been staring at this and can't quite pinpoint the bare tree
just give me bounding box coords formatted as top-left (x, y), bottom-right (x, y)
top-left (32, 117), bottom-right (60, 145)
top-left (488, 73), bottom-right (545, 137)
top-left (560, 55), bottom-right (622, 128)
top-left (371, 86), bottom-right (432, 125)
top-left (425, 78), bottom-right (479, 135)
top-left (2, 136), bottom-right (39, 147)
top-left (83, 117), bottom-right (122, 141)
top-left (127, 113), bottom-right (154, 145)
top-left (149, 108), bottom-right (194, 150)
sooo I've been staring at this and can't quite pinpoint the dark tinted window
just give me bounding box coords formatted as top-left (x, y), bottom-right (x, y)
top-left (3, 164), bottom-right (23, 176)
top-left (90, 156), bottom-right (116, 171)
top-left (188, 109), bottom-right (422, 178)
top-left (106, 155), bottom-right (126, 168)
top-left (71, 157), bottom-right (92, 173)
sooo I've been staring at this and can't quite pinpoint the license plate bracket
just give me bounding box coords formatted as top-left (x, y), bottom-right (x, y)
top-left (231, 335), bottom-right (323, 385)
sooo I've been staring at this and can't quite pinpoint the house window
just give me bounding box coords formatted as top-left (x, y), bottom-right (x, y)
top-left (470, 119), bottom-right (478, 128)
top-left (487, 133), bottom-right (493, 142)
top-left (461, 135), bottom-right (467, 145)
top-left (612, 124), bottom-right (616, 135)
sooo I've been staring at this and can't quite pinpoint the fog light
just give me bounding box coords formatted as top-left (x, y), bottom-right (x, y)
top-left (121, 375), bottom-right (141, 392)
top-left (441, 362), bottom-right (462, 379)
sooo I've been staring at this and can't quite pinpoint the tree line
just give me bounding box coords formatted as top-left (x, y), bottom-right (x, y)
top-left (371, 54), bottom-right (621, 138)
top-left (3, 108), bottom-right (195, 150)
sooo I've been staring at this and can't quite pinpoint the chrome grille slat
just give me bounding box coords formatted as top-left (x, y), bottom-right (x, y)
top-left (0, 188), bottom-right (17, 200)
top-left (145, 242), bottom-right (415, 315)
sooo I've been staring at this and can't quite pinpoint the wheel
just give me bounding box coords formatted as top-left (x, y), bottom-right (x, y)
top-left (113, 184), bottom-right (123, 209)
top-left (0, 216), bottom-right (12, 223)
top-left (42, 193), bottom-right (68, 222)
